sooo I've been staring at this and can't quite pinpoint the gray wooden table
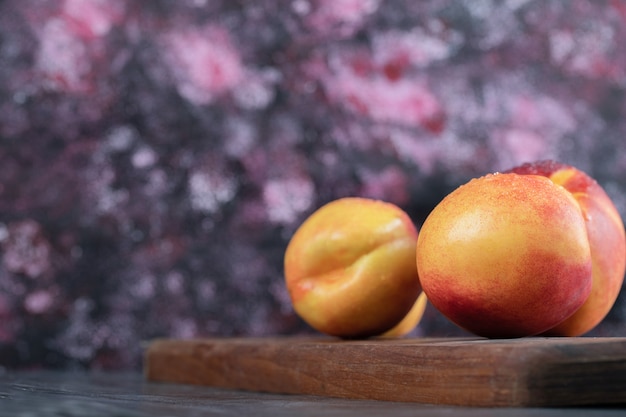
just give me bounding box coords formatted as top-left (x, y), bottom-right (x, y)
top-left (1, 370), bottom-right (625, 416)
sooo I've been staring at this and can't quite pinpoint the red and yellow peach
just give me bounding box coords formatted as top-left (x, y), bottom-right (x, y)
top-left (284, 197), bottom-right (423, 338)
top-left (416, 171), bottom-right (594, 338)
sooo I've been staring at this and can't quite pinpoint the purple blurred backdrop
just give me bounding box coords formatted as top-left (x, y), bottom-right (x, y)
top-left (2, 0), bottom-right (626, 370)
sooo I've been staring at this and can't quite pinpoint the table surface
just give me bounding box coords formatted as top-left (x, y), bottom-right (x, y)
top-left (1, 370), bottom-right (626, 417)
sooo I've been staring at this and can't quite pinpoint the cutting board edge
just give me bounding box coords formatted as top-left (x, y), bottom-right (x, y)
top-left (143, 337), bottom-right (626, 407)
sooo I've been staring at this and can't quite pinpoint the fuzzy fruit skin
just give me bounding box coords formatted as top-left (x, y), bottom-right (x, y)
top-left (507, 161), bottom-right (626, 336)
top-left (284, 197), bottom-right (422, 338)
top-left (416, 173), bottom-right (593, 338)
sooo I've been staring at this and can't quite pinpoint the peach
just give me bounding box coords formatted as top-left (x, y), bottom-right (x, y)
top-left (379, 292), bottom-right (428, 338)
top-left (284, 197), bottom-right (422, 338)
top-left (507, 160), bottom-right (626, 336)
top-left (416, 172), bottom-right (593, 338)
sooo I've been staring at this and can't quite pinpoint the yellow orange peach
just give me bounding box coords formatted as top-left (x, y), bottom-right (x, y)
top-left (284, 197), bottom-right (422, 338)
top-left (416, 172), bottom-right (593, 338)
top-left (379, 292), bottom-right (428, 338)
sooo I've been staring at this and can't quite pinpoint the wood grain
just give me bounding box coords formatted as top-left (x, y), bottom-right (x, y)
top-left (144, 337), bottom-right (626, 407)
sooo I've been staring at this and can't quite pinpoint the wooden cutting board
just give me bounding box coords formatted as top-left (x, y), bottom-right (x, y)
top-left (144, 337), bottom-right (626, 407)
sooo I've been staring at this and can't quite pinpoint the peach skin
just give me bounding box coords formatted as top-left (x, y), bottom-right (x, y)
top-left (284, 197), bottom-right (422, 338)
top-left (416, 172), bottom-right (593, 338)
top-left (507, 160), bottom-right (626, 336)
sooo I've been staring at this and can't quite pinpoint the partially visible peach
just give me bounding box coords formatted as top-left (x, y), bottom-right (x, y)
top-left (284, 197), bottom-right (422, 338)
top-left (416, 173), bottom-right (593, 338)
top-left (379, 292), bottom-right (428, 338)
top-left (507, 160), bottom-right (626, 336)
